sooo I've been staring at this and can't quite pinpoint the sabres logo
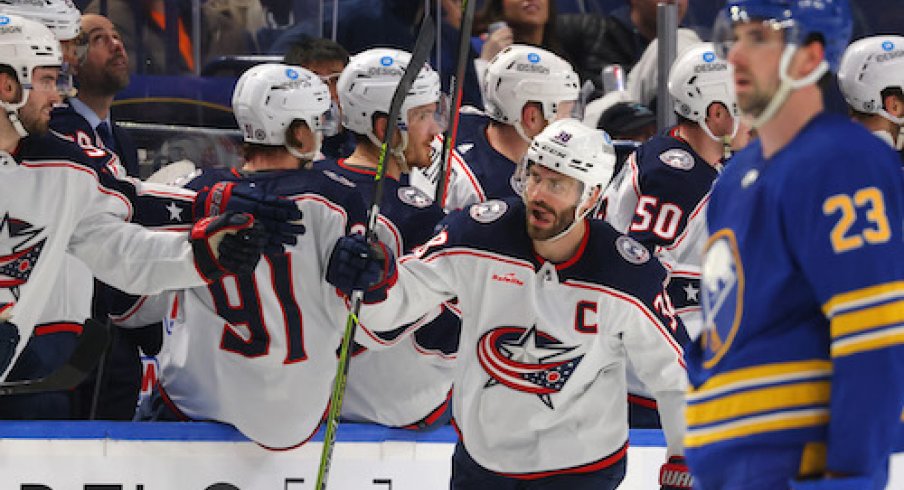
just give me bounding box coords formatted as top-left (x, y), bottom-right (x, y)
top-left (0, 213), bottom-right (45, 299)
top-left (700, 229), bottom-right (744, 368)
top-left (477, 325), bottom-right (583, 409)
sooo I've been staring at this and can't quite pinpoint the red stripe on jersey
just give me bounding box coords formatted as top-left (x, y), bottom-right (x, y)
top-left (628, 393), bottom-right (658, 409)
top-left (563, 280), bottom-right (686, 368)
top-left (494, 441), bottom-right (628, 480)
top-left (110, 295), bottom-right (149, 323)
top-left (34, 322), bottom-right (83, 336)
top-left (629, 154), bottom-right (642, 200)
top-left (533, 220), bottom-right (591, 271)
top-left (401, 388), bottom-right (453, 430)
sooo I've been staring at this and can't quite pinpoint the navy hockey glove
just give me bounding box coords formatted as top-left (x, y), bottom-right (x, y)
top-left (191, 212), bottom-right (268, 281)
top-left (660, 455), bottom-right (693, 489)
top-left (0, 321), bottom-right (20, 376)
top-left (790, 476), bottom-right (874, 490)
top-left (326, 234), bottom-right (397, 304)
top-left (194, 181), bottom-right (305, 254)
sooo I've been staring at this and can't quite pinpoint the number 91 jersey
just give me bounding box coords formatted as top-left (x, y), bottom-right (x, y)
top-left (686, 113), bottom-right (904, 475)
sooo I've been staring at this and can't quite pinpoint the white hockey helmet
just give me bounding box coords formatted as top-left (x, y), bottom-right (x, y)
top-left (838, 35), bottom-right (904, 126)
top-left (0, 14), bottom-right (62, 135)
top-left (337, 48), bottom-right (443, 146)
top-left (668, 42), bottom-right (740, 141)
top-left (519, 118), bottom-right (616, 206)
top-left (232, 63), bottom-right (337, 161)
top-left (0, 0), bottom-right (81, 41)
top-left (483, 45), bottom-right (580, 140)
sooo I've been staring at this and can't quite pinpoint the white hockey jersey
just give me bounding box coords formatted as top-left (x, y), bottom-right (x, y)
top-left (116, 167), bottom-right (398, 449)
top-left (0, 132), bottom-right (206, 381)
top-left (356, 198), bottom-right (687, 476)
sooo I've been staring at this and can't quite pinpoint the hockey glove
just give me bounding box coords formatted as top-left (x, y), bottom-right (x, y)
top-left (191, 212), bottom-right (268, 281)
top-left (194, 181), bottom-right (305, 254)
top-left (0, 321), bottom-right (20, 377)
top-left (660, 455), bottom-right (693, 490)
top-left (790, 476), bottom-right (874, 490)
top-left (326, 234), bottom-right (397, 304)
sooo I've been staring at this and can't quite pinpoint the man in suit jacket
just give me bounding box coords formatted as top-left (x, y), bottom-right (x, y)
top-left (51, 13), bottom-right (139, 177)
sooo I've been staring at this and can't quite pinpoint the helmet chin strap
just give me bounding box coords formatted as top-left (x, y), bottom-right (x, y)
top-left (1, 90), bottom-right (31, 138)
top-left (532, 187), bottom-right (596, 243)
top-left (366, 127), bottom-right (410, 174)
top-left (286, 132), bottom-right (323, 168)
top-left (751, 45), bottom-right (828, 129)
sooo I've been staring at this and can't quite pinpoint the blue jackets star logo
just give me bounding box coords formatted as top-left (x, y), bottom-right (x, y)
top-left (477, 325), bottom-right (583, 409)
top-left (0, 213), bottom-right (45, 298)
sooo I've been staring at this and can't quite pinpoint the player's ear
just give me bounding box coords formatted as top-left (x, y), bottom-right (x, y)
top-left (372, 113), bottom-right (388, 142)
top-left (522, 102), bottom-right (545, 137)
top-left (791, 39), bottom-right (825, 79)
top-left (0, 73), bottom-right (17, 102)
top-left (578, 185), bottom-right (602, 216)
top-left (884, 93), bottom-right (904, 118)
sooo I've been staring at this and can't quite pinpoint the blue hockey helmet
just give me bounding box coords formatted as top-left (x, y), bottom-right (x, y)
top-left (713, 0), bottom-right (852, 72)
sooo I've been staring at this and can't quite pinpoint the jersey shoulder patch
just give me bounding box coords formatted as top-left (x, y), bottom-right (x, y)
top-left (397, 185), bottom-right (434, 208)
top-left (659, 148), bottom-right (695, 170)
top-left (469, 199), bottom-right (508, 223)
top-left (615, 235), bottom-right (651, 264)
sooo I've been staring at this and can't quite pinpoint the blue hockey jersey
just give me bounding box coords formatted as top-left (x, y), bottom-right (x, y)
top-left (686, 113), bottom-right (904, 484)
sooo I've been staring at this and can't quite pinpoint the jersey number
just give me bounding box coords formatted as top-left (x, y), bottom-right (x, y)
top-left (631, 196), bottom-right (684, 241)
top-left (209, 254), bottom-right (307, 363)
top-left (822, 187), bottom-right (891, 254)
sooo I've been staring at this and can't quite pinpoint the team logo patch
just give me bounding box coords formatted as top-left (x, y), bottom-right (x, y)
top-left (380, 56), bottom-right (393, 66)
top-left (477, 325), bottom-right (583, 409)
top-left (285, 68), bottom-right (299, 80)
top-left (469, 200), bottom-right (507, 223)
top-left (397, 186), bottom-right (433, 208)
top-left (659, 149), bottom-right (695, 170)
top-left (0, 214), bottom-right (46, 299)
top-left (527, 52), bottom-right (541, 63)
top-left (700, 229), bottom-right (744, 367)
top-left (702, 51), bottom-right (716, 63)
top-left (615, 236), bottom-right (650, 265)
top-left (882, 41), bottom-right (895, 51)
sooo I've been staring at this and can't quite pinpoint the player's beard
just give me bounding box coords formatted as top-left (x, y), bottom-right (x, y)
top-left (526, 200), bottom-right (577, 241)
top-left (18, 95), bottom-right (52, 136)
top-left (736, 77), bottom-right (775, 118)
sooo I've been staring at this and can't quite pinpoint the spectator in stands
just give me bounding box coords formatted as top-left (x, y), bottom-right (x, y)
top-left (283, 36), bottom-right (354, 159)
top-left (85, 0), bottom-right (256, 75)
top-left (49, 13), bottom-right (159, 420)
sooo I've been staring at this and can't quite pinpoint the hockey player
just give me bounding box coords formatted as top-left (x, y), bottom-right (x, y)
top-left (119, 63), bottom-right (420, 449)
top-left (837, 35), bottom-right (904, 160)
top-left (600, 42), bottom-right (738, 427)
top-left (328, 118), bottom-right (692, 489)
top-left (315, 48), bottom-right (459, 430)
top-left (0, 0), bottom-right (81, 91)
top-left (414, 44), bottom-right (581, 211)
top-left (0, 15), bottom-right (265, 384)
top-left (687, 1), bottom-right (904, 489)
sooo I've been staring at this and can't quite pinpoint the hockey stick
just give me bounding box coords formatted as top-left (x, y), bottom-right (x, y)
top-left (314, 14), bottom-right (437, 490)
top-left (434, 0), bottom-right (476, 205)
top-left (0, 318), bottom-right (110, 396)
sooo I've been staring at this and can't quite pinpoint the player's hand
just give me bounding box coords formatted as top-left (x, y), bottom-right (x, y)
top-left (191, 212), bottom-right (268, 281)
top-left (0, 321), bottom-right (20, 376)
top-left (194, 181), bottom-right (305, 254)
top-left (326, 234), bottom-right (397, 304)
top-left (789, 476), bottom-right (873, 489)
top-left (480, 24), bottom-right (513, 61)
top-left (660, 455), bottom-right (693, 489)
